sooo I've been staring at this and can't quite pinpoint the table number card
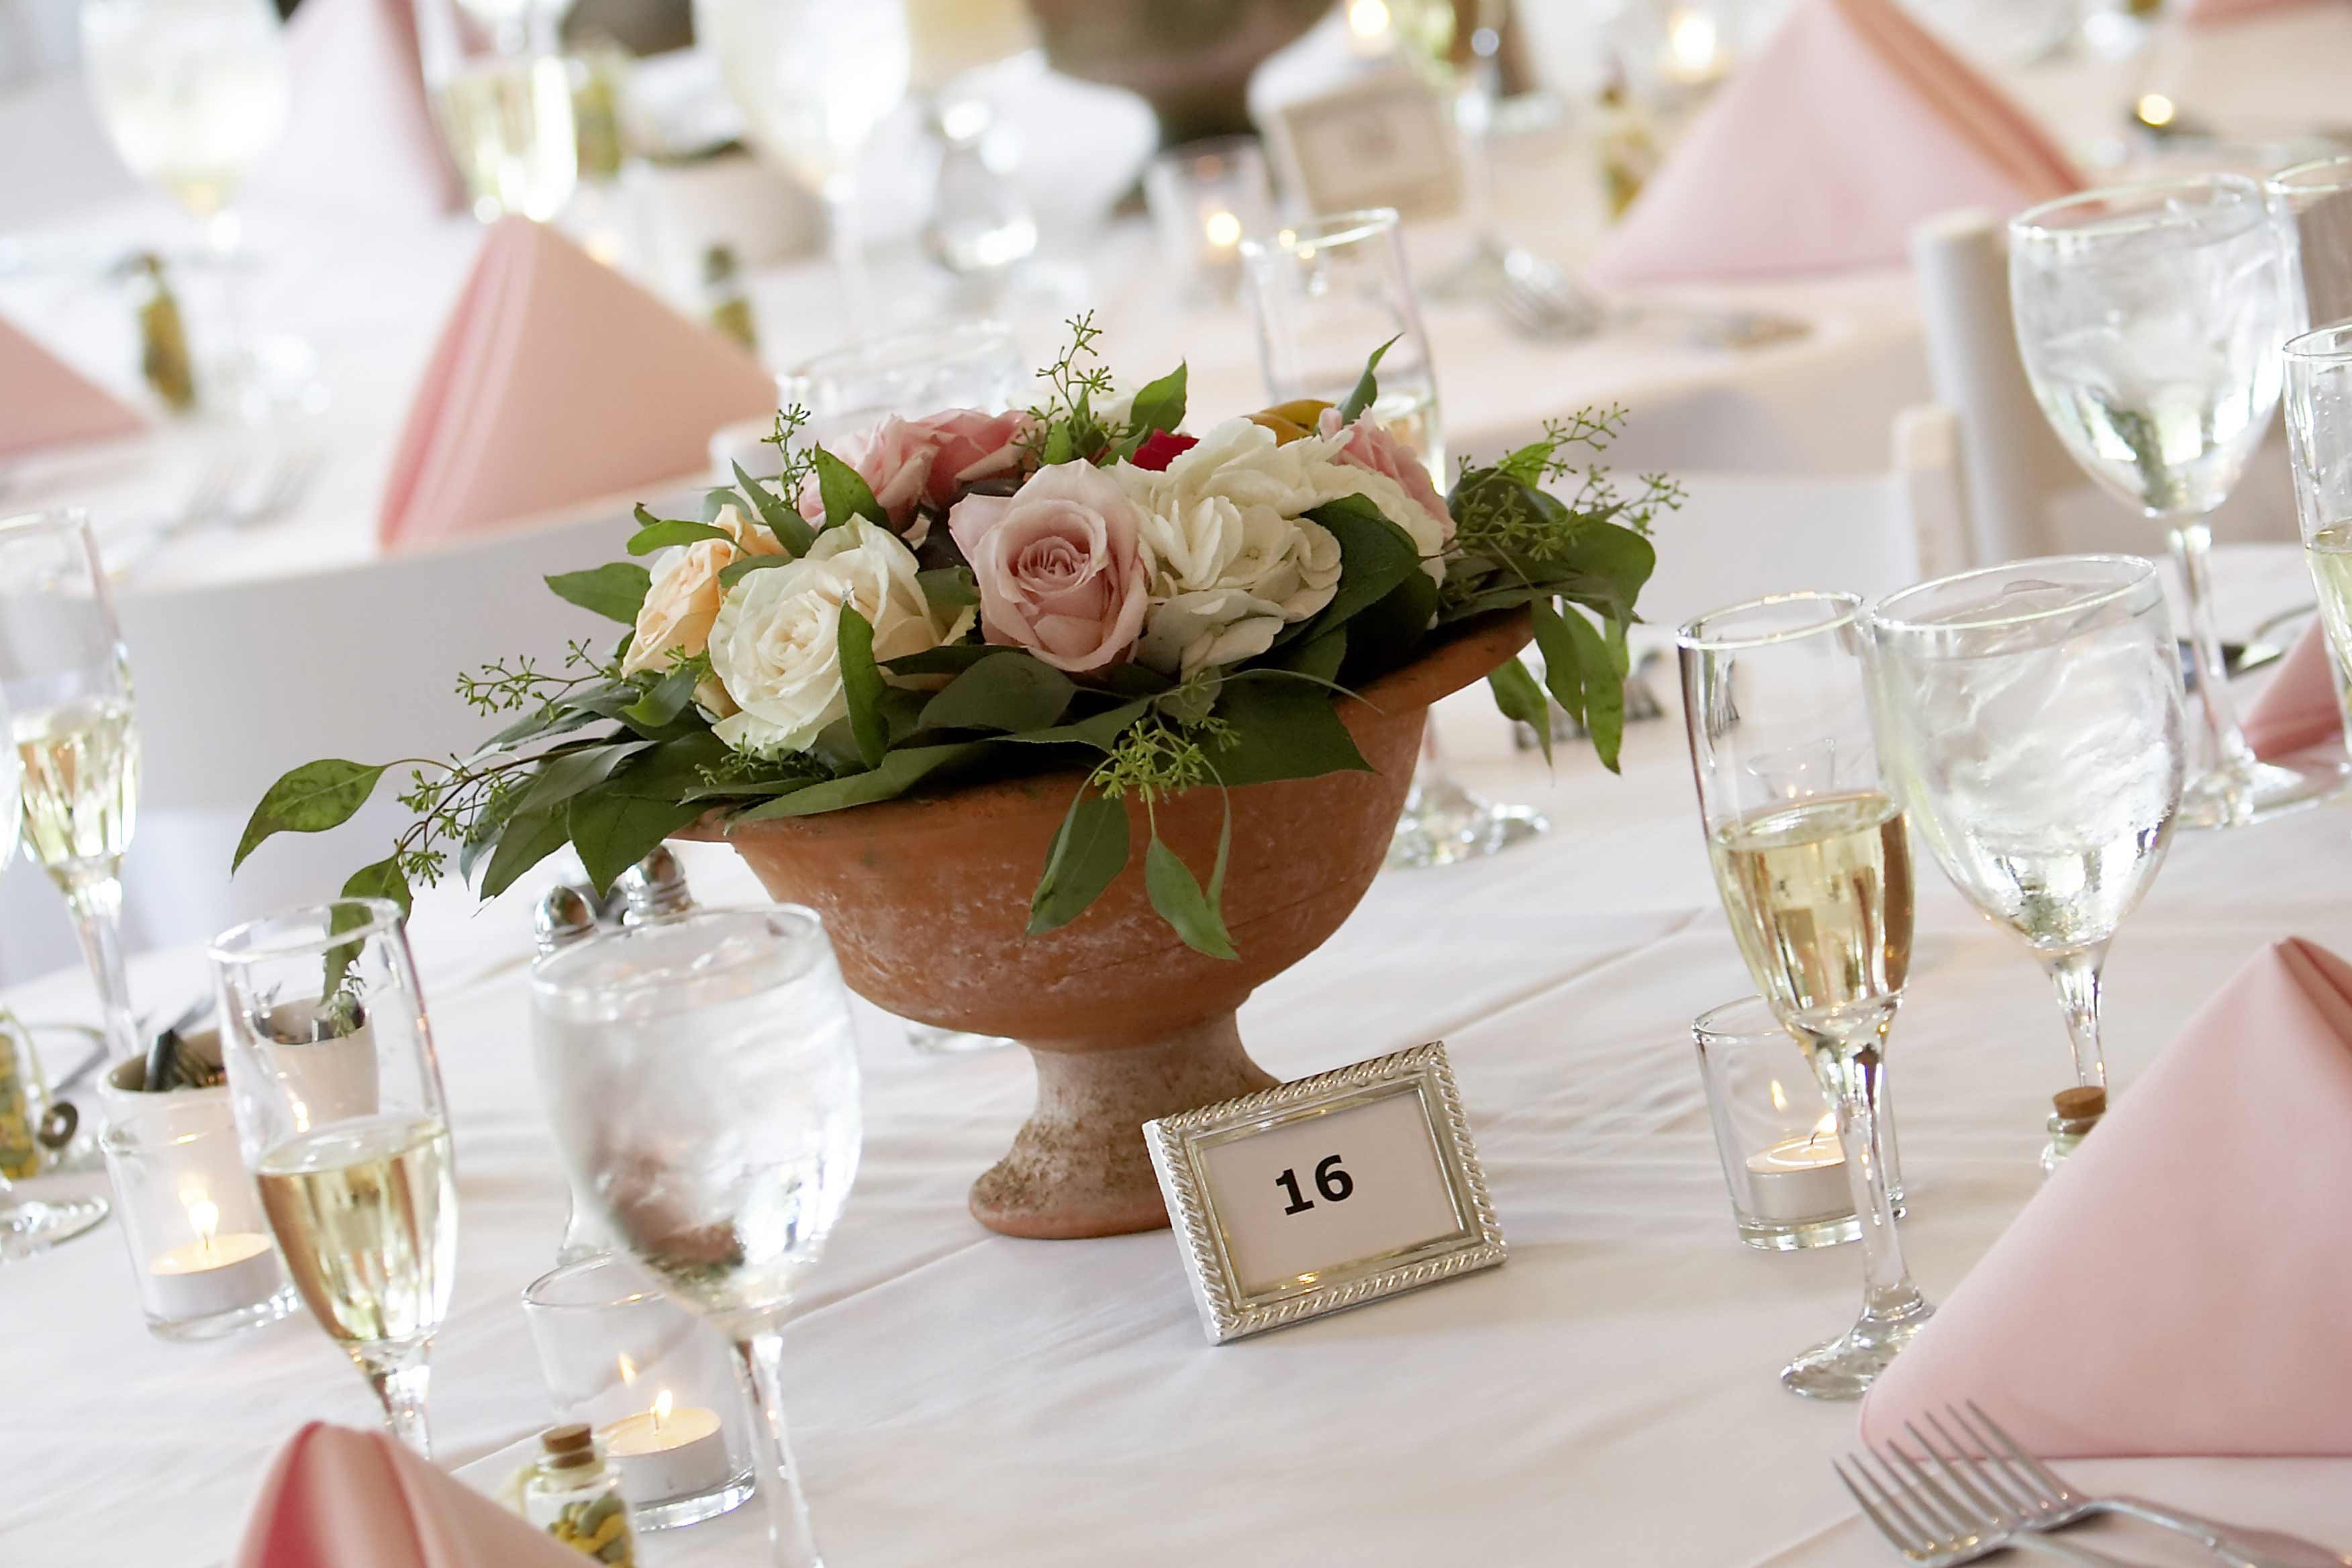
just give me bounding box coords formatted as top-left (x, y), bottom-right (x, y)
top-left (1143, 1042), bottom-right (1505, 1344)
top-left (1262, 69), bottom-right (1465, 224)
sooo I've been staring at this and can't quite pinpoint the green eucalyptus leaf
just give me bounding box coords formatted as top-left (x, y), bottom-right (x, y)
top-left (734, 743), bottom-right (982, 818)
top-left (718, 555), bottom-right (792, 588)
top-left (1553, 602), bottom-right (1624, 773)
top-left (601, 730), bottom-right (732, 800)
top-left (1295, 495), bottom-right (1424, 641)
top-left (812, 446), bottom-right (887, 528)
top-left (1338, 569), bottom-right (1440, 683)
top-left (511, 740), bottom-right (654, 820)
top-left (884, 644), bottom-right (997, 678)
top-left (475, 699), bottom-right (609, 758)
top-left (620, 665), bottom-right (700, 730)
top-left (1335, 334), bottom-right (1399, 424)
top-left (1207, 673), bottom-right (1369, 787)
top-left (323, 856), bottom-right (411, 999)
top-left (1144, 834), bottom-right (1236, 960)
top-left (1528, 597), bottom-right (1587, 728)
top-left (733, 460), bottom-right (816, 554)
top-left (916, 566), bottom-right (979, 615)
top-left (627, 518), bottom-right (733, 556)
top-left (920, 652), bottom-right (1075, 734)
top-left (481, 802), bottom-right (570, 897)
top-left (1122, 362), bottom-right (1187, 451)
top-left (837, 605), bottom-right (887, 768)
top-left (545, 562), bottom-right (652, 625)
top-left (1486, 656), bottom-right (1554, 767)
top-left (701, 487), bottom-right (744, 523)
top-left (991, 697), bottom-right (1151, 752)
top-left (234, 760), bottom-right (388, 871)
top-left (1027, 783), bottom-right (1130, 934)
top-left (567, 791), bottom-right (705, 895)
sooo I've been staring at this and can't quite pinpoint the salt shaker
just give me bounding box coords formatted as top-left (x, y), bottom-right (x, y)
top-left (534, 885), bottom-right (601, 956)
top-left (615, 847), bottom-right (693, 926)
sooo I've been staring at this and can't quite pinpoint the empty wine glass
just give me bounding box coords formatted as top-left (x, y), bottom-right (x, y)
top-left (2282, 322), bottom-right (2352, 736)
top-left (1869, 558), bottom-right (2186, 1148)
top-left (213, 899), bottom-right (458, 1458)
top-left (695, 0), bottom-right (912, 335)
top-left (532, 908), bottom-right (861, 1568)
top-left (0, 513), bottom-right (144, 1069)
top-left (2010, 175), bottom-right (2329, 828)
top-left (1679, 592), bottom-right (1932, 1398)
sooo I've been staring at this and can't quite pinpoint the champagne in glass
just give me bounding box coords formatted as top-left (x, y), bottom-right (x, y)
top-left (430, 54), bottom-right (581, 224)
top-left (1680, 592), bottom-right (1932, 1399)
top-left (2010, 175), bottom-right (2333, 828)
top-left (0, 515), bottom-right (144, 1069)
top-left (2282, 324), bottom-right (2352, 744)
top-left (214, 899), bottom-right (458, 1459)
top-left (1869, 558), bottom-right (2186, 1151)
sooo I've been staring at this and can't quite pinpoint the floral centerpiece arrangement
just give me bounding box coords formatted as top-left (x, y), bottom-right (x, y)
top-left (236, 318), bottom-right (1673, 958)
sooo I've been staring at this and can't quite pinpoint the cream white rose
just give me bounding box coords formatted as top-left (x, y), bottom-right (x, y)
top-left (705, 518), bottom-right (972, 755)
top-left (622, 503), bottom-right (787, 716)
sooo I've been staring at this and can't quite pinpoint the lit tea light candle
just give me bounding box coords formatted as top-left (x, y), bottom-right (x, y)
top-left (148, 1197), bottom-right (281, 1319)
top-left (1744, 1114), bottom-right (1850, 1223)
top-left (601, 1388), bottom-right (731, 1503)
top-left (1659, 7), bottom-right (1728, 87)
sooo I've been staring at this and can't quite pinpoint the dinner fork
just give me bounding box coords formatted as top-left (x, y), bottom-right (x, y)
top-left (1836, 1440), bottom-right (2147, 1566)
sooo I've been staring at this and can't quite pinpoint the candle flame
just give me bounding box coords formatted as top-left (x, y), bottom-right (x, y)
top-left (1809, 1110), bottom-right (1839, 1150)
top-left (618, 1353), bottom-right (638, 1386)
top-left (188, 1195), bottom-right (220, 1260)
top-left (1346, 0), bottom-right (1391, 40)
top-left (1767, 1079), bottom-right (1789, 1112)
top-left (2136, 93), bottom-right (2176, 129)
top-left (653, 1387), bottom-right (673, 1434)
top-left (1665, 8), bottom-right (1722, 75)
top-left (1204, 210), bottom-right (1242, 248)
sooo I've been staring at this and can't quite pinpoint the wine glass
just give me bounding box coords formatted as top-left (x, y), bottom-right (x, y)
top-left (532, 908), bottom-right (861, 1568)
top-left (0, 513), bottom-right (144, 1071)
top-left (1868, 558), bottom-right (2186, 1148)
top-left (2265, 155), bottom-right (2352, 332)
top-left (212, 899), bottom-right (459, 1458)
top-left (2282, 322), bottom-right (2352, 730)
top-left (413, 0), bottom-right (582, 224)
top-left (80, 0), bottom-right (289, 403)
top-left (1240, 208), bottom-right (1550, 869)
top-left (2009, 175), bottom-right (2329, 828)
top-left (781, 319), bottom-right (1029, 446)
top-left (1677, 592), bottom-right (1933, 1398)
top-left (695, 0), bottom-right (912, 335)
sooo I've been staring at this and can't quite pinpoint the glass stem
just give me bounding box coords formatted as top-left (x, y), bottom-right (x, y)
top-left (206, 205), bottom-right (253, 395)
top-left (731, 1327), bottom-right (824, 1568)
top-left (822, 175), bottom-right (872, 339)
top-left (58, 868), bottom-right (140, 1063)
top-left (359, 1349), bottom-right (433, 1459)
top-left (2042, 944), bottom-right (2109, 1090)
top-left (2169, 520), bottom-right (2257, 773)
top-left (1812, 1024), bottom-right (1922, 1324)
top-left (1453, 60), bottom-right (1502, 254)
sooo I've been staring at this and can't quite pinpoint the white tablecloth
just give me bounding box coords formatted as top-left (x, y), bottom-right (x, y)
top-left (5, 550), bottom-right (2350, 1565)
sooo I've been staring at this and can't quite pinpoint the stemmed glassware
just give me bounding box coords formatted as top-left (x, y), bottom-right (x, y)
top-left (2265, 155), bottom-right (2352, 330)
top-left (1240, 208), bottom-right (1549, 869)
top-left (1868, 558), bottom-right (2187, 1139)
top-left (415, 0), bottom-right (582, 224)
top-left (0, 513), bottom-right (145, 1071)
top-left (532, 907), bottom-right (862, 1568)
top-left (1678, 592), bottom-right (1932, 1398)
top-left (213, 899), bottom-right (459, 1458)
top-left (2282, 322), bottom-right (2352, 725)
top-left (2009, 174), bottom-right (2331, 828)
top-left (696, 0), bottom-right (912, 336)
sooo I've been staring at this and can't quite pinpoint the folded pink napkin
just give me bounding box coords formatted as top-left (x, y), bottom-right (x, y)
top-left (234, 1422), bottom-right (579, 1568)
top-left (2242, 622), bottom-right (2343, 760)
top-left (0, 313), bottom-right (144, 458)
top-left (379, 217), bottom-right (777, 550)
top-left (1859, 936), bottom-right (2352, 1457)
top-left (2176, 0), bottom-right (2321, 26)
top-left (1585, 0), bottom-right (2079, 287)
top-left (244, 0), bottom-right (464, 220)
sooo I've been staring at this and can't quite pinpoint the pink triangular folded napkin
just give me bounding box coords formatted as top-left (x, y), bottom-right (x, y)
top-left (2242, 622), bottom-right (2343, 760)
top-left (233, 1422), bottom-right (579, 1568)
top-left (1859, 936), bottom-right (2352, 1457)
top-left (2177, 0), bottom-right (2318, 26)
top-left (379, 217), bottom-right (778, 550)
top-left (244, 0), bottom-right (464, 220)
top-left (1585, 0), bottom-right (2079, 287)
top-left (0, 314), bottom-right (144, 458)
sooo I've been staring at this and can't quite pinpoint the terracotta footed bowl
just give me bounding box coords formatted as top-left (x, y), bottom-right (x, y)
top-left (689, 611), bottom-right (1532, 1240)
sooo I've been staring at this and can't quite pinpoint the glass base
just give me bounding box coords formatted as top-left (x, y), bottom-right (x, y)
top-left (1386, 777), bottom-right (1551, 871)
top-left (1736, 1188), bottom-right (1906, 1251)
top-left (0, 1194), bottom-right (111, 1261)
top-left (903, 1021), bottom-right (1013, 1055)
top-left (1780, 1293), bottom-right (1935, 1400)
top-left (633, 1467), bottom-right (757, 1532)
top-left (2177, 751), bottom-right (2347, 830)
top-left (149, 1281), bottom-right (300, 1342)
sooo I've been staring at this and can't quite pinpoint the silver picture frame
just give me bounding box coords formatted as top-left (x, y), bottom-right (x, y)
top-left (1142, 1040), bottom-right (1506, 1344)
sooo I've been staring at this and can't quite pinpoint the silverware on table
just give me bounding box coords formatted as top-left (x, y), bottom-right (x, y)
top-left (109, 440), bottom-right (322, 583)
top-left (1491, 248), bottom-right (1607, 342)
top-left (1836, 1432), bottom-right (2150, 1566)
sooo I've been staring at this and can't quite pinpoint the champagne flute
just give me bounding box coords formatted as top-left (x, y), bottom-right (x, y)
top-left (2010, 175), bottom-right (2329, 828)
top-left (695, 0), bottom-right (912, 334)
top-left (415, 0), bottom-right (581, 224)
top-left (532, 908), bottom-right (861, 1568)
top-left (1678, 592), bottom-right (1932, 1398)
top-left (80, 0), bottom-right (289, 403)
top-left (0, 513), bottom-right (144, 1069)
top-left (1868, 558), bottom-right (2186, 1149)
top-left (2282, 322), bottom-right (2352, 732)
top-left (213, 899), bottom-right (459, 1458)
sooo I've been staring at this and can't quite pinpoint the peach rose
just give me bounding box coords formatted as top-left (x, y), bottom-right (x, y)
top-left (798, 409), bottom-right (1034, 544)
top-left (622, 503), bottom-right (785, 711)
top-left (1318, 407), bottom-right (1455, 548)
top-left (947, 462), bottom-right (1150, 674)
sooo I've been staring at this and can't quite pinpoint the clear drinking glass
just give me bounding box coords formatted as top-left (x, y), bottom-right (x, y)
top-left (212, 899), bottom-right (458, 1459)
top-left (1868, 558), bottom-right (2187, 1142)
top-left (1241, 209), bottom-right (1549, 869)
top-left (415, 0), bottom-right (581, 223)
top-left (2265, 155), bottom-right (2352, 332)
top-left (532, 908), bottom-right (862, 1568)
top-left (2282, 322), bottom-right (2352, 736)
top-left (81, 0), bottom-right (289, 402)
top-left (1678, 592), bottom-right (1932, 1398)
top-left (781, 319), bottom-right (1028, 446)
top-left (2010, 175), bottom-right (2326, 828)
top-left (695, 0), bottom-right (912, 335)
top-left (1143, 138), bottom-right (1275, 302)
top-left (0, 513), bottom-right (144, 1069)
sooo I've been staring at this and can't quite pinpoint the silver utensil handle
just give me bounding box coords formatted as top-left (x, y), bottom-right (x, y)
top-left (2010, 1528), bottom-right (2161, 1567)
top-left (2098, 1500), bottom-right (2308, 1568)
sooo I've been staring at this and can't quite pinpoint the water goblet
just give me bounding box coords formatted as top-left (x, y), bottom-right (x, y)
top-left (532, 907), bottom-right (861, 1568)
top-left (0, 512), bottom-right (144, 1069)
top-left (1679, 592), bottom-right (1932, 1398)
top-left (2010, 175), bottom-right (2329, 828)
top-left (1868, 557), bottom-right (2187, 1140)
top-left (213, 899), bottom-right (459, 1458)
top-left (2265, 154), bottom-right (2352, 330)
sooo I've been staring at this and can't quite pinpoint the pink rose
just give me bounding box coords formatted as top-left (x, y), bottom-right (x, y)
top-left (947, 462), bottom-right (1150, 674)
top-left (799, 409), bottom-right (1034, 545)
top-left (1318, 407), bottom-right (1455, 547)
top-left (916, 408), bottom-right (1032, 506)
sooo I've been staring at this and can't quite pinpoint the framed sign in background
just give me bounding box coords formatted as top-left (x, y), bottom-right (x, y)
top-left (1143, 1041), bottom-right (1506, 1344)
top-left (1261, 68), bottom-right (1465, 224)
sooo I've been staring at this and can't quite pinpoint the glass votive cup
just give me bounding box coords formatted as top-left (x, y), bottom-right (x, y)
top-left (99, 1096), bottom-right (299, 1341)
top-left (1144, 136), bottom-right (1276, 301)
top-left (778, 318), bottom-right (1028, 448)
top-left (523, 1253), bottom-right (756, 1532)
top-left (1692, 997), bottom-right (1906, 1252)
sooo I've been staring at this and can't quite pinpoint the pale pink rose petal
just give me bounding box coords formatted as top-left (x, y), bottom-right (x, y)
top-left (1318, 407), bottom-right (1455, 546)
top-left (947, 462), bottom-right (1152, 675)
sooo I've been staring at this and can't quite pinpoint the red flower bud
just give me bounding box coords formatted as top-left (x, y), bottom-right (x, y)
top-left (1128, 430), bottom-right (1199, 472)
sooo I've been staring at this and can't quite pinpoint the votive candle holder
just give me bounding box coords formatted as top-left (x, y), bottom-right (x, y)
top-left (1144, 136), bottom-right (1275, 301)
top-left (100, 1095), bottom-right (298, 1340)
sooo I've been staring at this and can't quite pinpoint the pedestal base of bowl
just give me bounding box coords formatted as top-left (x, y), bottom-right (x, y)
top-left (971, 1012), bottom-right (1275, 1240)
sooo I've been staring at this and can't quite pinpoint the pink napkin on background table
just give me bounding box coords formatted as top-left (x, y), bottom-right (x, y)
top-left (378, 216), bottom-right (777, 551)
top-left (0, 313), bottom-right (144, 458)
top-left (243, 0), bottom-right (464, 220)
top-left (234, 1422), bottom-right (577, 1568)
top-left (2177, 0), bottom-right (2329, 26)
top-left (2242, 622), bottom-right (2343, 759)
top-left (1859, 936), bottom-right (2352, 1457)
top-left (1585, 0), bottom-right (2079, 288)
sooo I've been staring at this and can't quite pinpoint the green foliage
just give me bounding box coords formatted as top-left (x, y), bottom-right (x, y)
top-left (1336, 335), bottom-right (1398, 425)
top-left (836, 606), bottom-right (887, 768)
top-left (569, 791), bottom-right (705, 895)
top-left (920, 654), bottom-right (1075, 734)
top-left (626, 511), bottom-right (733, 555)
top-left (916, 567), bottom-right (979, 615)
top-left (1144, 828), bottom-right (1234, 961)
top-left (235, 760), bottom-right (388, 871)
top-left (812, 448), bottom-right (887, 528)
top-left (1487, 658), bottom-right (1554, 765)
top-left (545, 563), bottom-right (650, 624)
top-left (1023, 312), bottom-right (1187, 469)
top-left (1028, 783), bottom-right (1130, 934)
top-left (1115, 362), bottom-right (1188, 458)
top-left (731, 459), bottom-right (816, 556)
